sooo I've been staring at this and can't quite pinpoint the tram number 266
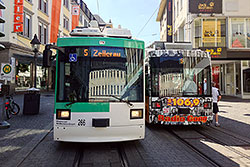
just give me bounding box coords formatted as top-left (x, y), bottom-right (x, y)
top-left (78, 119), bottom-right (86, 126)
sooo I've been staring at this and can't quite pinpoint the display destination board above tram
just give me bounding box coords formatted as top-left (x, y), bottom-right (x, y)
top-left (145, 42), bottom-right (213, 125)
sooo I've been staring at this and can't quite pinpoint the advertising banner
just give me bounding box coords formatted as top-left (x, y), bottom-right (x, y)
top-left (189, 0), bottom-right (222, 14)
top-left (13, 0), bottom-right (23, 32)
top-left (167, 0), bottom-right (173, 42)
top-left (50, 0), bottom-right (62, 43)
top-left (202, 20), bottom-right (221, 43)
top-left (72, 5), bottom-right (80, 30)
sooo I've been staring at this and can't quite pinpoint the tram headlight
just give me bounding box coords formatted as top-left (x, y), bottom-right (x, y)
top-left (56, 109), bottom-right (71, 120)
top-left (130, 109), bottom-right (143, 119)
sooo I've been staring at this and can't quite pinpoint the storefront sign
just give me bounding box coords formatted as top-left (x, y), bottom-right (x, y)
top-left (189, 0), bottom-right (222, 14)
top-left (167, 0), bottom-right (173, 42)
top-left (203, 20), bottom-right (221, 43)
top-left (13, 0), bottom-right (23, 32)
top-left (200, 47), bottom-right (227, 58)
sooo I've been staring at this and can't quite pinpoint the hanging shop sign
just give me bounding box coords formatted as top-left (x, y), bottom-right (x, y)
top-left (202, 20), bottom-right (221, 43)
top-left (189, 0), bottom-right (222, 14)
top-left (167, 0), bottom-right (173, 42)
top-left (13, 0), bottom-right (23, 32)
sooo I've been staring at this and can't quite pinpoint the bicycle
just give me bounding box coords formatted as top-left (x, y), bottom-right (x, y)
top-left (5, 95), bottom-right (20, 119)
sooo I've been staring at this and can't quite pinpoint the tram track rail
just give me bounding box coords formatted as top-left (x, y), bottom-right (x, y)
top-left (166, 128), bottom-right (221, 167)
top-left (207, 125), bottom-right (250, 145)
top-left (72, 143), bottom-right (129, 167)
top-left (194, 128), bottom-right (250, 161)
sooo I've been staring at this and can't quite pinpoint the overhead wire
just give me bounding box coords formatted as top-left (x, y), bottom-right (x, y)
top-left (136, 6), bottom-right (159, 38)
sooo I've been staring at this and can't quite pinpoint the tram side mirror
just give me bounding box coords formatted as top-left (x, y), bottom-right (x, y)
top-left (43, 49), bottom-right (52, 67)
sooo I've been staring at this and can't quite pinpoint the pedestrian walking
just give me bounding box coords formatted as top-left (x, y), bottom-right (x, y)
top-left (212, 82), bottom-right (221, 127)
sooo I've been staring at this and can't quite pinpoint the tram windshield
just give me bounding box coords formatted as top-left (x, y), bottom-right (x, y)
top-left (150, 55), bottom-right (211, 97)
top-left (57, 46), bottom-right (144, 103)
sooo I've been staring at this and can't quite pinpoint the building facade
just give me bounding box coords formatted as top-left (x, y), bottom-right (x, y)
top-left (157, 0), bottom-right (250, 99)
top-left (0, 0), bottom-right (96, 91)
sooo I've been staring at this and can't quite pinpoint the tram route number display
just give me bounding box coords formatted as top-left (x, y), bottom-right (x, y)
top-left (165, 98), bottom-right (200, 107)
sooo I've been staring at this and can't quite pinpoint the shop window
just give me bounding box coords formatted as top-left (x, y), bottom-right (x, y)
top-left (231, 18), bottom-right (246, 48)
top-left (194, 18), bottom-right (226, 48)
top-left (247, 19), bottom-right (250, 48)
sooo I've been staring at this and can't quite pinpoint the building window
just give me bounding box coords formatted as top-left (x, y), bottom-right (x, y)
top-left (63, 16), bottom-right (69, 30)
top-left (84, 19), bottom-right (88, 27)
top-left (39, 0), bottom-right (48, 14)
top-left (177, 1), bottom-right (179, 16)
top-left (63, 0), bottom-right (69, 9)
top-left (22, 13), bottom-right (32, 38)
top-left (38, 22), bottom-right (48, 44)
top-left (79, 12), bottom-right (83, 24)
top-left (230, 18), bottom-right (250, 49)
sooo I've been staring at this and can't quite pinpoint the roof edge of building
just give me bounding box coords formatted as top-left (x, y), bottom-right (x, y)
top-left (156, 0), bottom-right (167, 22)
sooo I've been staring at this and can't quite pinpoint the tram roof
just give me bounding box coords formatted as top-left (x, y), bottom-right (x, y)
top-left (57, 37), bottom-right (144, 50)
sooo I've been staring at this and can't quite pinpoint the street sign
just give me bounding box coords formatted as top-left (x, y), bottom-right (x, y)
top-left (0, 63), bottom-right (14, 81)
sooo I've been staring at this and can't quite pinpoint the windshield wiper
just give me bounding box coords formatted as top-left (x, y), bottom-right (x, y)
top-left (109, 95), bottom-right (133, 107)
top-left (95, 95), bottom-right (133, 107)
top-left (66, 101), bottom-right (77, 106)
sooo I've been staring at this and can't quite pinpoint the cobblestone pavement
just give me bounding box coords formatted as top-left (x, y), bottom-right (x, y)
top-left (0, 93), bottom-right (54, 166)
top-left (0, 95), bottom-right (250, 167)
top-left (217, 96), bottom-right (250, 139)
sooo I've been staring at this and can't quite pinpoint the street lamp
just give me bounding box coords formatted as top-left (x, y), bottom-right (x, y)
top-left (30, 34), bottom-right (41, 88)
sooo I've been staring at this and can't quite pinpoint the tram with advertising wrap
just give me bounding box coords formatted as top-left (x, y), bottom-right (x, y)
top-left (145, 42), bottom-right (213, 125)
top-left (43, 21), bottom-right (145, 142)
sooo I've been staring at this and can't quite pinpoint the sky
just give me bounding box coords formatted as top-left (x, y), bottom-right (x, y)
top-left (83, 0), bottom-right (161, 46)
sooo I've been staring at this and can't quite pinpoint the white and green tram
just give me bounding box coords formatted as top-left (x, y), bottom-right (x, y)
top-left (44, 24), bottom-right (145, 142)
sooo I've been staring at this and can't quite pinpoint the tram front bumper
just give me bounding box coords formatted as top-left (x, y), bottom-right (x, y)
top-left (54, 124), bottom-right (145, 142)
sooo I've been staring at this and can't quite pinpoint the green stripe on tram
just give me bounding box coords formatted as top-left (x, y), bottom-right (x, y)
top-left (57, 37), bottom-right (144, 49)
top-left (54, 103), bottom-right (110, 113)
